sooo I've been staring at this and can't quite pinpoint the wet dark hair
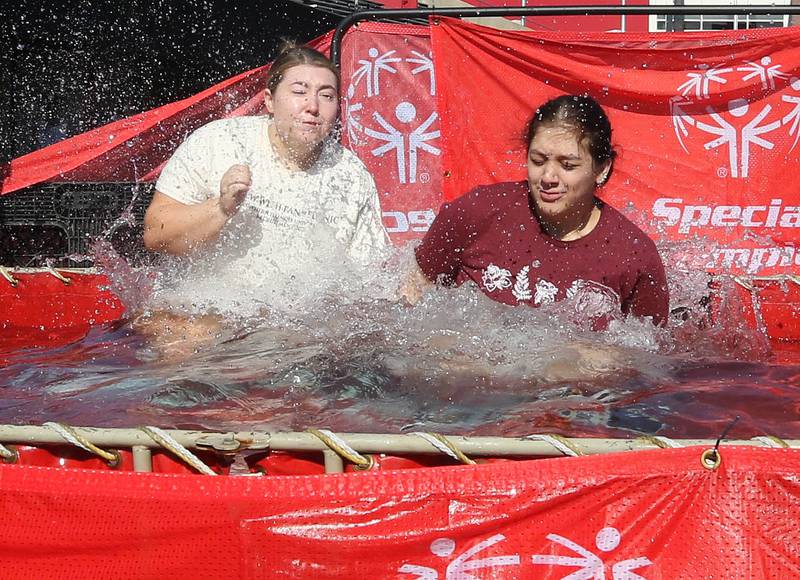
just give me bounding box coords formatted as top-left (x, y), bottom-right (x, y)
top-left (525, 95), bottom-right (617, 180)
top-left (266, 39), bottom-right (340, 94)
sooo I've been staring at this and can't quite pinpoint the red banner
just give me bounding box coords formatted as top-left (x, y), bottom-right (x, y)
top-left (431, 19), bottom-right (800, 276)
top-left (340, 23), bottom-right (442, 246)
top-left (1, 447), bottom-right (799, 578)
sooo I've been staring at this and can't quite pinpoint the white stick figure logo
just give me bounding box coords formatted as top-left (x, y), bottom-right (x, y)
top-left (365, 102), bottom-right (440, 184)
top-left (398, 535), bottom-right (521, 579)
top-left (352, 48), bottom-right (401, 97)
top-left (670, 57), bottom-right (797, 178)
top-left (406, 50), bottom-right (436, 96)
top-left (737, 56), bottom-right (787, 91)
top-left (531, 527), bottom-right (652, 580)
top-left (670, 96), bottom-right (696, 154)
top-left (696, 98), bottom-right (781, 178)
top-left (677, 65), bottom-right (732, 100)
top-left (343, 84), bottom-right (365, 145)
top-left (782, 77), bottom-right (800, 151)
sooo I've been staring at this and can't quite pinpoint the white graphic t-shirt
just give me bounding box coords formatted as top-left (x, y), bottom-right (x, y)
top-left (154, 116), bottom-right (392, 315)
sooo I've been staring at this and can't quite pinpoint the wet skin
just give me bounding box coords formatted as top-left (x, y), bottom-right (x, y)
top-left (526, 124), bottom-right (610, 241)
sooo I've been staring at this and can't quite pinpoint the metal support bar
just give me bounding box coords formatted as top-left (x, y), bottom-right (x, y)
top-left (323, 449), bottom-right (345, 473)
top-left (132, 445), bottom-right (152, 473)
top-left (0, 425), bottom-right (796, 458)
top-left (331, 5), bottom-right (800, 68)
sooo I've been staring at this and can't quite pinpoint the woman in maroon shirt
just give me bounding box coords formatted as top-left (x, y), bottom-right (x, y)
top-left (410, 95), bottom-right (669, 327)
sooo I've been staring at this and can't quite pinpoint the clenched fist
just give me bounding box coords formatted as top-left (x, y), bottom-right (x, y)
top-left (218, 164), bottom-right (251, 217)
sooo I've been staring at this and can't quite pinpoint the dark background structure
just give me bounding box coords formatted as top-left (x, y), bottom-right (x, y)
top-left (0, 0), bottom-right (338, 164)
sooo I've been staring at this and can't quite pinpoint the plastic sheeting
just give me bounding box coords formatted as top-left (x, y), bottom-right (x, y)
top-left (0, 446), bottom-right (799, 578)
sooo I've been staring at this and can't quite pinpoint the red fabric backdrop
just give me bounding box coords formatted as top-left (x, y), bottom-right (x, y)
top-left (339, 24), bottom-right (442, 246)
top-left (431, 18), bottom-right (800, 276)
top-left (1, 447), bottom-right (799, 578)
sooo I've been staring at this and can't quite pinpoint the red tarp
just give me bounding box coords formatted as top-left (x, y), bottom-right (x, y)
top-left (431, 18), bottom-right (800, 277)
top-left (1, 446), bottom-right (799, 578)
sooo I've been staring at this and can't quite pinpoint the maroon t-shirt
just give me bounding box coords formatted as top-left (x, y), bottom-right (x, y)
top-left (415, 181), bottom-right (669, 326)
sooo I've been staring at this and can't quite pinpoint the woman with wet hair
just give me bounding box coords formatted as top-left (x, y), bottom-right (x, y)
top-left (139, 42), bottom-right (391, 354)
top-left (145, 41), bottom-right (388, 264)
top-left (410, 94), bottom-right (669, 327)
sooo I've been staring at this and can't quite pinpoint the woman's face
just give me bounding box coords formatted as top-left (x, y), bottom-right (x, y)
top-left (265, 64), bottom-right (339, 153)
top-left (526, 123), bottom-right (609, 224)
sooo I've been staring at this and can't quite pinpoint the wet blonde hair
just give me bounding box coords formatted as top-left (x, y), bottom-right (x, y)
top-left (266, 39), bottom-right (340, 94)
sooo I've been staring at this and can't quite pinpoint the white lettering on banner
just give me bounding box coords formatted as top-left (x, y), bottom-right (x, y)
top-left (382, 209), bottom-right (435, 233)
top-left (397, 535), bottom-right (521, 579)
top-left (706, 246), bottom-right (800, 274)
top-left (670, 60), bottom-right (800, 178)
top-left (652, 198), bottom-right (800, 234)
top-left (531, 527), bottom-right (652, 580)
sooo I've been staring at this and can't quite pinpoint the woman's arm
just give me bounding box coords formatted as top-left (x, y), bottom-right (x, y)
top-left (144, 164), bottom-right (251, 255)
top-left (402, 192), bottom-right (479, 304)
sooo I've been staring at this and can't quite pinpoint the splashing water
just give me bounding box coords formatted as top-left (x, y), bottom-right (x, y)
top-left (2, 237), bottom-right (799, 440)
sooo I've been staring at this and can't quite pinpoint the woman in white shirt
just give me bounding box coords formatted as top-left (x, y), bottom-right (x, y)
top-left (139, 42), bottom-right (391, 355)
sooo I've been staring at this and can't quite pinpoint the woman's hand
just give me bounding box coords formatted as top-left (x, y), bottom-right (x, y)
top-left (399, 262), bottom-right (433, 306)
top-left (219, 164), bottom-right (252, 217)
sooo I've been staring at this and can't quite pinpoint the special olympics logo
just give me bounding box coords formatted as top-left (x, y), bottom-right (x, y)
top-left (343, 46), bottom-right (441, 184)
top-left (670, 57), bottom-right (800, 178)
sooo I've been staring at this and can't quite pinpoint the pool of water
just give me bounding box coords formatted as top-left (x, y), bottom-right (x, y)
top-left (2, 272), bottom-right (798, 440)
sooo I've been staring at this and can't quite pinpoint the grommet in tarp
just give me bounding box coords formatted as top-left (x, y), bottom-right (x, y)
top-left (0, 443), bottom-right (18, 464)
top-left (352, 454), bottom-right (376, 471)
top-left (701, 415), bottom-right (739, 471)
top-left (106, 449), bottom-right (123, 469)
top-left (701, 448), bottom-right (721, 470)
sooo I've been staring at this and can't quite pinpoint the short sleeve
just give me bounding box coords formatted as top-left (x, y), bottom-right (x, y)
top-left (626, 243), bottom-right (670, 326)
top-left (347, 165), bottom-right (393, 266)
top-left (155, 125), bottom-right (217, 205)
top-left (415, 196), bottom-right (476, 285)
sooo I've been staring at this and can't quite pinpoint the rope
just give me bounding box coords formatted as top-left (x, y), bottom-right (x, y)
top-left (522, 434), bottom-right (583, 457)
top-left (410, 432), bottom-right (476, 465)
top-left (0, 443), bottom-right (18, 463)
top-left (0, 266), bottom-right (19, 287)
top-left (307, 429), bottom-right (372, 469)
top-left (752, 435), bottom-right (790, 448)
top-left (641, 436), bottom-right (684, 449)
top-left (43, 422), bottom-right (120, 465)
top-left (45, 266), bottom-right (72, 285)
top-left (140, 426), bottom-right (216, 476)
